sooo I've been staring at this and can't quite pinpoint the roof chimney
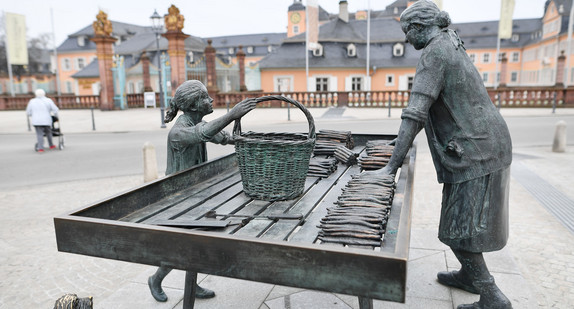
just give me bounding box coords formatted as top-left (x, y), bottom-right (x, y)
top-left (339, 0), bottom-right (349, 23)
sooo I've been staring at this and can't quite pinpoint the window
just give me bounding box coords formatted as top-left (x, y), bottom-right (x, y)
top-left (351, 77), bottom-right (362, 91)
top-left (65, 81), bottom-right (73, 93)
top-left (293, 25), bottom-right (299, 34)
top-left (246, 46), bottom-right (254, 54)
top-left (316, 77), bottom-right (329, 91)
top-left (393, 43), bottom-right (404, 57)
top-left (77, 36), bottom-right (86, 47)
top-left (275, 76), bottom-right (293, 92)
top-left (386, 74), bottom-right (394, 86)
top-left (497, 52), bottom-right (505, 62)
top-left (312, 44), bottom-right (323, 57)
top-left (407, 76), bottom-right (414, 90)
top-left (469, 53), bottom-right (476, 63)
top-left (483, 53), bottom-right (491, 63)
top-left (128, 82), bottom-right (135, 94)
top-left (228, 47), bottom-right (234, 54)
top-left (511, 72), bottom-right (518, 83)
top-left (482, 72), bottom-right (489, 83)
top-left (267, 45), bottom-right (274, 53)
top-left (511, 34), bottom-right (520, 42)
top-left (512, 52), bottom-right (520, 62)
top-left (347, 44), bottom-right (356, 57)
top-left (76, 58), bottom-right (86, 70)
top-left (62, 58), bottom-right (71, 71)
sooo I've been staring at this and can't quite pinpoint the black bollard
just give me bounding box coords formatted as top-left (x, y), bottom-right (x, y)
top-left (91, 107), bottom-right (96, 131)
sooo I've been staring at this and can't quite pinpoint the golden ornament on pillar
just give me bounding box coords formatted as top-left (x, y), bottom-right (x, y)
top-left (92, 10), bottom-right (113, 36)
top-left (164, 5), bottom-right (184, 32)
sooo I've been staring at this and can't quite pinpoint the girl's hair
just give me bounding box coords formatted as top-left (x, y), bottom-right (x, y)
top-left (164, 80), bottom-right (206, 123)
top-left (400, 0), bottom-right (451, 29)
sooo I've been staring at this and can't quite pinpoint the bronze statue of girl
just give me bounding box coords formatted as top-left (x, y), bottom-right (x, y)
top-left (148, 80), bottom-right (256, 302)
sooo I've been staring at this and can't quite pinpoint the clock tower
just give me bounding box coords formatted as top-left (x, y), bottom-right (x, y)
top-left (287, 0), bottom-right (306, 38)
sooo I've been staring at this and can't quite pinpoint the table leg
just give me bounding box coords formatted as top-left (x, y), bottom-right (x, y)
top-left (358, 296), bottom-right (373, 309)
top-left (183, 271), bottom-right (198, 309)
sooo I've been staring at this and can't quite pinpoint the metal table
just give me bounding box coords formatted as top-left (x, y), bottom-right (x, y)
top-left (54, 134), bottom-right (416, 309)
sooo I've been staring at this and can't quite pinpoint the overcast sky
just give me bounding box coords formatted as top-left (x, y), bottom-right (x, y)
top-left (3, 0), bottom-right (550, 48)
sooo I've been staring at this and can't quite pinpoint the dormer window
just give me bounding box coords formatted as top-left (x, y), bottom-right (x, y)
top-left (228, 47), bottom-right (234, 54)
top-left (393, 43), bottom-right (404, 57)
top-left (511, 34), bottom-right (520, 42)
top-left (347, 44), bottom-right (357, 57)
top-left (313, 44), bottom-right (323, 57)
top-left (268, 45), bottom-right (274, 53)
top-left (77, 36), bottom-right (86, 47)
top-left (246, 46), bottom-right (254, 54)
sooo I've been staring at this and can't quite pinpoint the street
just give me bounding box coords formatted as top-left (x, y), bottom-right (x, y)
top-left (0, 114), bottom-right (572, 190)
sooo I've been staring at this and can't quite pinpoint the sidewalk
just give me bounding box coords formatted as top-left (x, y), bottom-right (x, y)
top-left (0, 107), bottom-right (573, 308)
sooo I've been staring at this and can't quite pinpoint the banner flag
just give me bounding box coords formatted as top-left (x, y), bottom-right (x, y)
top-left (433, 0), bottom-right (443, 10)
top-left (307, 0), bottom-right (319, 50)
top-left (499, 0), bottom-right (516, 39)
top-left (5, 12), bottom-right (28, 65)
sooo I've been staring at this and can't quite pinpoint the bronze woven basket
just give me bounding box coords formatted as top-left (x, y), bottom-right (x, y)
top-left (233, 95), bottom-right (316, 201)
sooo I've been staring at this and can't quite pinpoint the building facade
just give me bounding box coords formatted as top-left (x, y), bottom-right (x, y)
top-left (260, 0), bottom-right (574, 93)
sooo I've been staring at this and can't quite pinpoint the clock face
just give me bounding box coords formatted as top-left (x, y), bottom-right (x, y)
top-left (291, 12), bottom-right (301, 24)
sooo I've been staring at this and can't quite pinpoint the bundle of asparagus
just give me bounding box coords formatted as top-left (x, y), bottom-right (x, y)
top-left (333, 145), bottom-right (358, 165)
top-left (317, 173), bottom-right (395, 247)
top-left (307, 157), bottom-right (338, 178)
top-left (359, 140), bottom-right (395, 170)
top-left (313, 130), bottom-right (354, 156)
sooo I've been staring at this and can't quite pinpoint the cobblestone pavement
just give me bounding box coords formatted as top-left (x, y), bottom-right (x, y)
top-left (412, 146), bottom-right (574, 309)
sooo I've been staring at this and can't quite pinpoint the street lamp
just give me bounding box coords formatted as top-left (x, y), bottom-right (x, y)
top-left (151, 9), bottom-right (166, 128)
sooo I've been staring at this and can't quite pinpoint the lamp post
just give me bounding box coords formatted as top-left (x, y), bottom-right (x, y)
top-left (151, 10), bottom-right (166, 128)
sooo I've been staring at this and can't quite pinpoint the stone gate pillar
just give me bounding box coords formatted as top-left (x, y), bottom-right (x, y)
top-left (91, 10), bottom-right (117, 110)
top-left (141, 52), bottom-right (153, 92)
top-left (204, 39), bottom-right (219, 103)
top-left (236, 45), bottom-right (247, 92)
top-left (162, 5), bottom-right (189, 94)
top-left (499, 55), bottom-right (508, 88)
top-left (555, 51), bottom-right (566, 87)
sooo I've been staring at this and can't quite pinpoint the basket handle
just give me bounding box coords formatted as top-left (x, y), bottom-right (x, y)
top-left (232, 95), bottom-right (316, 139)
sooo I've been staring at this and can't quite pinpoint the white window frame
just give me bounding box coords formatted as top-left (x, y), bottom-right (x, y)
top-left (273, 75), bottom-right (294, 92)
top-left (313, 44), bottom-right (323, 57)
top-left (385, 74), bottom-right (395, 86)
top-left (483, 53), bottom-right (491, 63)
top-left (315, 77), bottom-right (329, 91)
top-left (482, 72), bottom-right (489, 83)
top-left (511, 52), bottom-right (520, 63)
top-left (347, 44), bottom-right (357, 57)
top-left (76, 57), bottom-right (86, 70)
top-left (77, 36), bottom-right (86, 47)
top-left (469, 53), bottom-right (476, 63)
top-left (293, 25), bottom-right (299, 34)
top-left (510, 71), bottom-right (518, 83)
top-left (393, 43), bottom-right (404, 57)
top-left (62, 58), bottom-right (71, 71)
top-left (246, 46), bottom-right (254, 54)
top-left (351, 76), bottom-right (363, 91)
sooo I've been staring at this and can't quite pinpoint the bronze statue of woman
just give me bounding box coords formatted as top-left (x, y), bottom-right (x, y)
top-left (373, 1), bottom-right (513, 308)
